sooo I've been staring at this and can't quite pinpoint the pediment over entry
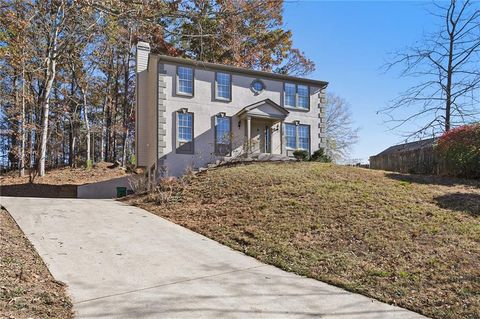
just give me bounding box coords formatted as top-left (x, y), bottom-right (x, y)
top-left (236, 99), bottom-right (289, 120)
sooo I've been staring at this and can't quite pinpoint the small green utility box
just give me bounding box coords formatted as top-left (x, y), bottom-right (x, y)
top-left (116, 187), bottom-right (127, 198)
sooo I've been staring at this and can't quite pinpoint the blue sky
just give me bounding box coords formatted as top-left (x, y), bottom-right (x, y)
top-left (283, 1), bottom-right (441, 163)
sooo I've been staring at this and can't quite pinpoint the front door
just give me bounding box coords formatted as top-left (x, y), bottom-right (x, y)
top-left (264, 126), bottom-right (271, 153)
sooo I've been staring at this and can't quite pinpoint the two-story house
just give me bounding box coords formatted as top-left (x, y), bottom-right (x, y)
top-left (135, 42), bottom-right (328, 177)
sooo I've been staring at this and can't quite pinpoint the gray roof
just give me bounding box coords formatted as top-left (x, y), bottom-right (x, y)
top-left (374, 138), bottom-right (437, 156)
top-left (155, 54), bottom-right (329, 87)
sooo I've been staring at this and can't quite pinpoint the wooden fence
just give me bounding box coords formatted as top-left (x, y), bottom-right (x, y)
top-left (369, 147), bottom-right (447, 175)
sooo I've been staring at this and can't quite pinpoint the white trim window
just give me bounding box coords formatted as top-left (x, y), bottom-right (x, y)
top-left (284, 83), bottom-right (310, 109)
top-left (215, 115), bottom-right (232, 156)
top-left (176, 111), bottom-right (194, 154)
top-left (285, 123), bottom-right (297, 149)
top-left (215, 72), bottom-right (231, 101)
top-left (298, 124), bottom-right (310, 150)
top-left (285, 123), bottom-right (310, 151)
top-left (177, 66), bottom-right (193, 96)
top-left (297, 85), bottom-right (309, 109)
top-left (284, 83), bottom-right (296, 108)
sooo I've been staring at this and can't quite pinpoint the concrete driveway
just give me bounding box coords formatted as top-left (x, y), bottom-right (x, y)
top-left (0, 197), bottom-right (425, 319)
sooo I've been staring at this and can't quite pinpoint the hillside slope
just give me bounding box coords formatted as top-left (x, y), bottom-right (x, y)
top-left (0, 162), bottom-right (127, 186)
top-left (129, 162), bottom-right (480, 319)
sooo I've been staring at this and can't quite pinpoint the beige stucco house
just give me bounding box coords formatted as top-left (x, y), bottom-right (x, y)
top-left (136, 42), bottom-right (328, 177)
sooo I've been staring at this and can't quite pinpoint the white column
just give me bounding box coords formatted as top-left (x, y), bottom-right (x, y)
top-left (280, 120), bottom-right (284, 155)
top-left (247, 116), bottom-right (252, 155)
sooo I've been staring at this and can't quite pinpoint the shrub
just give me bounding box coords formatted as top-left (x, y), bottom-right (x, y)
top-left (128, 174), bottom-right (149, 194)
top-left (436, 123), bottom-right (480, 178)
top-left (85, 159), bottom-right (93, 169)
top-left (129, 154), bottom-right (136, 166)
top-left (293, 149), bottom-right (309, 161)
top-left (310, 148), bottom-right (332, 163)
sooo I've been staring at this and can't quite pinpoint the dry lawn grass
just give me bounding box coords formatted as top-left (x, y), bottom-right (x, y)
top-left (0, 162), bottom-right (127, 186)
top-left (0, 208), bottom-right (73, 318)
top-left (128, 162), bottom-right (480, 319)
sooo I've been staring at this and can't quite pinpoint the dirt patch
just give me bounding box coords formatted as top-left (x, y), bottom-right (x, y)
top-left (1, 162), bottom-right (129, 198)
top-left (0, 208), bottom-right (73, 318)
top-left (0, 162), bottom-right (127, 186)
top-left (128, 162), bottom-right (480, 319)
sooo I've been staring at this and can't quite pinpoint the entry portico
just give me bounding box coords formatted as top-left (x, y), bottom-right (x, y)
top-left (236, 99), bottom-right (289, 155)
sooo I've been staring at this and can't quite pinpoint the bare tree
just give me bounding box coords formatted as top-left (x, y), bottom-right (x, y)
top-left (325, 93), bottom-right (359, 162)
top-left (381, 0), bottom-right (480, 138)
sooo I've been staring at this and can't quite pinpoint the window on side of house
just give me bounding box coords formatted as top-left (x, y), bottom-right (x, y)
top-left (298, 124), bottom-right (310, 150)
top-left (285, 123), bottom-right (310, 152)
top-left (285, 123), bottom-right (297, 149)
top-left (215, 115), bottom-right (231, 156)
top-left (284, 83), bottom-right (296, 108)
top-left (284, 83), bottom-right (310, 109)
top-left (176, 111), bottom-right (194, 154)
top-left (177, 66), bottom-right (193, 96)
top-left (215, 72), bottom-right (231, 101)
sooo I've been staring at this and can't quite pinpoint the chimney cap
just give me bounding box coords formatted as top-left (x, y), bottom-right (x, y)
top-left (137, 41), bottom-right (151, 51)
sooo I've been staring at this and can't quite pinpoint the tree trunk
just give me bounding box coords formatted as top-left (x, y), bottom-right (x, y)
top-left (112, 59), bottom-right (120, 162)
top-left (28, 102), bottom-right (34, 169)
top-left (445, 35), bottom-right (454, 132)
top-left (101, 96), bottom-right (107, 162)
top-left (121, 34), bottom-right (132, 166)
top-left (81, 86), bottom-right (91, 164)
top-left (19, 56), bottom-right (26, 176)
top-left (38, 30), bottom-right (58, 176)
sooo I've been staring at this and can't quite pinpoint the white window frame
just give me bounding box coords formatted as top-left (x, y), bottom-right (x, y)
top-left (284, 83), bottom-right (310, 110)
top-left (284, 122), bottom-right (311, 153)
top-left (215, 72), bottom-right (232, 102)
top-left (176, 109), bottom-right (194, 154)
top-left (285, 123), bottom-right (297, 150)
top-left (214, 114), bottom-right (232, 156)
top-left (176, 66), bottom-right (194, 97)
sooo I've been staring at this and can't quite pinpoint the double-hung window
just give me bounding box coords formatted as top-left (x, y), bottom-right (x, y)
top-left (176, 111), bottom-right (194, 154)
top-left (177, 66), bottom-right (194, 96)
top-left (215, 72), bottom-right (231, 101)
top-left (285, 123), bottom-right (297, 149)
top-left (284, 83), bottom-right (310, 109)
top-left (215, 115), bottom-right (231, 156)
top-left (284, 83), bottom-right (296, 108)
top-left (297, 85), bottom-right (309, 109)
top-left (298, 125), bottom-right (310, 150)
top-left (284, 123), bottom-right (310, 152)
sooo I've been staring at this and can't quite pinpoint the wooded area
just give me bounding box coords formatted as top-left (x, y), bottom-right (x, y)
top-left (0, 0), bottom-right (315, 176)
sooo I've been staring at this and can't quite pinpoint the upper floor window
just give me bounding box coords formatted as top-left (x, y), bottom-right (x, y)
top-left (284, 83), bottom-right (310, 109)
top-left (177, 66), bottom-right (193, 96)
top-left (215, 114), bottom-right (231, 156)
top-left (297, 85), bottom-right (309, 109)
top-left (176, 110), bottom-right (194, 154)
top-left (215, 72), bottom-right (231, 101)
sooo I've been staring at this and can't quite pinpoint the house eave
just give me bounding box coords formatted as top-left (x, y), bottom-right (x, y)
top-left (155, 54), bottom-right (329, 87)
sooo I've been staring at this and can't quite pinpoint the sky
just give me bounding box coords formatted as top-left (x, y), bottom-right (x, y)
top-left (283, 0), bottom-right (442, 163)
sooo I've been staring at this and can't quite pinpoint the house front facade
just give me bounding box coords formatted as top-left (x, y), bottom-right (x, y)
top-left (136, 42), bottom-right (328, 177)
